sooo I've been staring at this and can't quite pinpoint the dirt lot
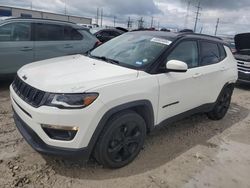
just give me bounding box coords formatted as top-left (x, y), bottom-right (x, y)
top-left (0, 81), bottom-right (250, 188)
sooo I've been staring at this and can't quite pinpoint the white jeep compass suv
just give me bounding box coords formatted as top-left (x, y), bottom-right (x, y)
top-left (11, 31), bottom-right (238, 168)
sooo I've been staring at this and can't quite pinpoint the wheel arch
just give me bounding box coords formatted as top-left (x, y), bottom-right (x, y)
top-left (87, 100), bottom-right (155, 156)
top-left (216, 82), bottom-right (235, 103)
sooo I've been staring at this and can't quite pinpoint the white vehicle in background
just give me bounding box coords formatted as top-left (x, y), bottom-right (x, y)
top-left (11, 31), bottom-right (238, 168)
top-left (77, 23), bottom-right (98, 29)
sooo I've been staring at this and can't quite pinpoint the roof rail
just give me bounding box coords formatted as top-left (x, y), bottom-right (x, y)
top-left (179, 32), bottom-right (223, 40)
top-left (3, 17), bottom-right (76, 24)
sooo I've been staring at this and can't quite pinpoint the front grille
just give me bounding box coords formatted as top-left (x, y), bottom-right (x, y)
top-left (12, 76), bottom-right (46, 108)
top-left (237, 61), bottom-right (250, 73)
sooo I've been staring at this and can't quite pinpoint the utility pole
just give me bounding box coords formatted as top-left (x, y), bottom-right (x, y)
top-left (215, 18), bottom-right (220, 36)
top-left (127, 17), bottom-right (132, 29)
top-left (96, 8), bottom-right (99, 26)
top-left (100, 8), bottom-right (103, 27)
top-left (113, 16), bottom-right (116, 27)
top-left (64, 0), bottom-right (67, 15)
top-left (150, 16), bottom-right (154, 28)
top-left (194, 0), bottom-right (202, 33)
top-left (200, 26), bottom-right (203, 34)
top-left (158, 21), bottom-right (160, 30)
top-left (138, 17), bottom-right (144, 29)
top-left (184, 0), bottom-right (191, 28)
top-left (30, 0), bottom-right (33, 10)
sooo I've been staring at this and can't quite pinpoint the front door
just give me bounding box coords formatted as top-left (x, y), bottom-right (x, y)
top-left (0, 22), bottom-right (34, 75)
top-left (156, 40), bottom-right (204, 124)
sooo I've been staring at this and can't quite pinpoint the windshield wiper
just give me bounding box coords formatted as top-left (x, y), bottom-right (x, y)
top-left (89, 54), bottom-right (120, 65)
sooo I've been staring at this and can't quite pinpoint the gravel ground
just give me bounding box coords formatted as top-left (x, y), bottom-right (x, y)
top-left (0, 80), bottom-right (249, 188)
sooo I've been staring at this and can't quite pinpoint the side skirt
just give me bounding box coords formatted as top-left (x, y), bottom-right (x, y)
top-left (153, 103), bottom-right (215, 130)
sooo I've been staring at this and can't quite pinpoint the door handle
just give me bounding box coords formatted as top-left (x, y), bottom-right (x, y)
top-left (21, 47), bottom-right (33, 51)
top-left (193, 73), bottom-right (202, 78)
top-left (64, 44), bottom-right (73, 49)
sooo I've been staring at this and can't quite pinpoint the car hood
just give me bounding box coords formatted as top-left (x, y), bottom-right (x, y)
top-left (18, 55), bottom-right (138, 93)
top-left (234, 33), bottom-right (250, 51)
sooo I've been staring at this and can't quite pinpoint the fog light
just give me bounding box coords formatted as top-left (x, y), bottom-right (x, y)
top-left (41, 124), bottom-right (78, 141)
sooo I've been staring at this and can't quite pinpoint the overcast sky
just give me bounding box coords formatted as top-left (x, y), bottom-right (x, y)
top-left (0, 0), bottom-right (250, 36)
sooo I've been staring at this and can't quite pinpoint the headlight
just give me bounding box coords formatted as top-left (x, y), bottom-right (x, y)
top-left (45, 93), bottom-right (99, 109)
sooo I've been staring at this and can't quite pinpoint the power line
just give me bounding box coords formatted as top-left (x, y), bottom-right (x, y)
top-left (194, 0), bottom-right (202, 33)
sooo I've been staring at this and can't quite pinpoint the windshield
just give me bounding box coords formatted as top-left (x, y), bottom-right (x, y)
top-left (90, 32), bottom-right (172, 69)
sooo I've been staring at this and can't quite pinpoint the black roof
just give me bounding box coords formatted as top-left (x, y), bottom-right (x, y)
top-left (130, 31), bottom-right (225, 44)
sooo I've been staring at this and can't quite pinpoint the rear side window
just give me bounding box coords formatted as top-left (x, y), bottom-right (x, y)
top-left (35, 23), bottom-right (64, 41)
top-left (200, 41), bottom-right (220, 66)
top-left (167, 41), bottom-right (199, 69)
top-left (0, 22), bottom-right (31, 41)
top-left (218, 44), bottom-right (227, 60)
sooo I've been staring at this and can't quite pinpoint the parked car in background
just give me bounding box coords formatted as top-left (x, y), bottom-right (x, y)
top-left (90, 28), bottom-right (125, 43)
top-left (0, 18), bottom-right (99, 78)
top-left (234, 33), bottom-right (250, 84)
top-left (222, 37), bottom-right (236, 53)
top-left (11, 31), bottom-right (237, 168)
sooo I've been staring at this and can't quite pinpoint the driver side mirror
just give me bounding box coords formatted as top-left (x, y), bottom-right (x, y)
top-left (166, 60), bottom-right (188, 72)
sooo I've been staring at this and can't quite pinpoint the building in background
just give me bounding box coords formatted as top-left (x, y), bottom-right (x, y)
top-left (0, 6), bottom-right (92, 24)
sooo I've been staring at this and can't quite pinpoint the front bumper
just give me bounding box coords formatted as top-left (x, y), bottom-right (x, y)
top-left (10, 83), bottom-right (107, 158)
top-left (13, 110), bottom-right (90, 159)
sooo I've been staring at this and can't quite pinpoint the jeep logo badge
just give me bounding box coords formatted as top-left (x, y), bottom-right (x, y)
top-left (22, 75), bottom-right (27, 80)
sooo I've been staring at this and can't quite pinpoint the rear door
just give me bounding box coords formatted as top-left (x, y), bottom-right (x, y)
top-left (64, 26), bottom-right (90, 54)
top-left (197, 41), bottom-right (228, 103)
top-left (0, 21), bottom-right (34, 75)
top-left (34, 22), bottom-right (67, 61)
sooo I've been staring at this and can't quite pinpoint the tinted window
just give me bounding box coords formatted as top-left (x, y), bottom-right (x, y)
top-left (100, 31), bottom-right (110, 37)
top-left (109, 31), bottom-right (120, 37)
top-left (35, 23), bottom-right (64, 41)
top-left (71, 28), bottom-right (83, 40)
top-left (167, 41), bottom-right (199, 68)
top-left (0, 22), bottom-right (31, 41)
top-left (219, 44), bottom-right (227, 60)
top-left (200, 41), bottom-right (220, 66)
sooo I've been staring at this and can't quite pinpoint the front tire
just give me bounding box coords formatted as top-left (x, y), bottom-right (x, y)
top-left (207, 86), bottom-right (234, 120)
top-left (94, 110), bottom-right (146, 168)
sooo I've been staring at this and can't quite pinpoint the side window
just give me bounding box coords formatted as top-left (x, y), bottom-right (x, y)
top-left (218, 44), bottom-right (227, 60)
top-left (200, 41), bottom-right (220, 66)
top-left (0, 22), bottom-right (31, 41)
top-left (100, 31), bottom-right (110, 37)
top-left (167, 41), bottom-right (199, 69)
top-left (35, 23), bottom-right (64, 41)
top-left (71, 28), bottom-right (83, 40)
top-left (64, 26), bottom-right (83, 40)
top-left (110, 31), bottom-right (120, 37)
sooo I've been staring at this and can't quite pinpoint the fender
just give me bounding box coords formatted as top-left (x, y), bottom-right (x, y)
top-left (86, 100), bottom-right (155, 156)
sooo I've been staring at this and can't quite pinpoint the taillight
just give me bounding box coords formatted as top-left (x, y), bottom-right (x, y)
top-left (95, 40), bottom-right (102, 47)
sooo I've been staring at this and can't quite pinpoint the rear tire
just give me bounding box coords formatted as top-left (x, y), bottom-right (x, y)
top-left (207, 86), bottom-right (234, 120)
top-left (94, 110), bottom-right (146, 168)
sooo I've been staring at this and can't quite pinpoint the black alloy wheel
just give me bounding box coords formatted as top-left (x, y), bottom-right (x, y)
top-left (94, 110), bottom-right (146, 168)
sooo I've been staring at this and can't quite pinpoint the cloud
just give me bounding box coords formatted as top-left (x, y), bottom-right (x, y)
top-left (0, 0), bottom-right (250, 36)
